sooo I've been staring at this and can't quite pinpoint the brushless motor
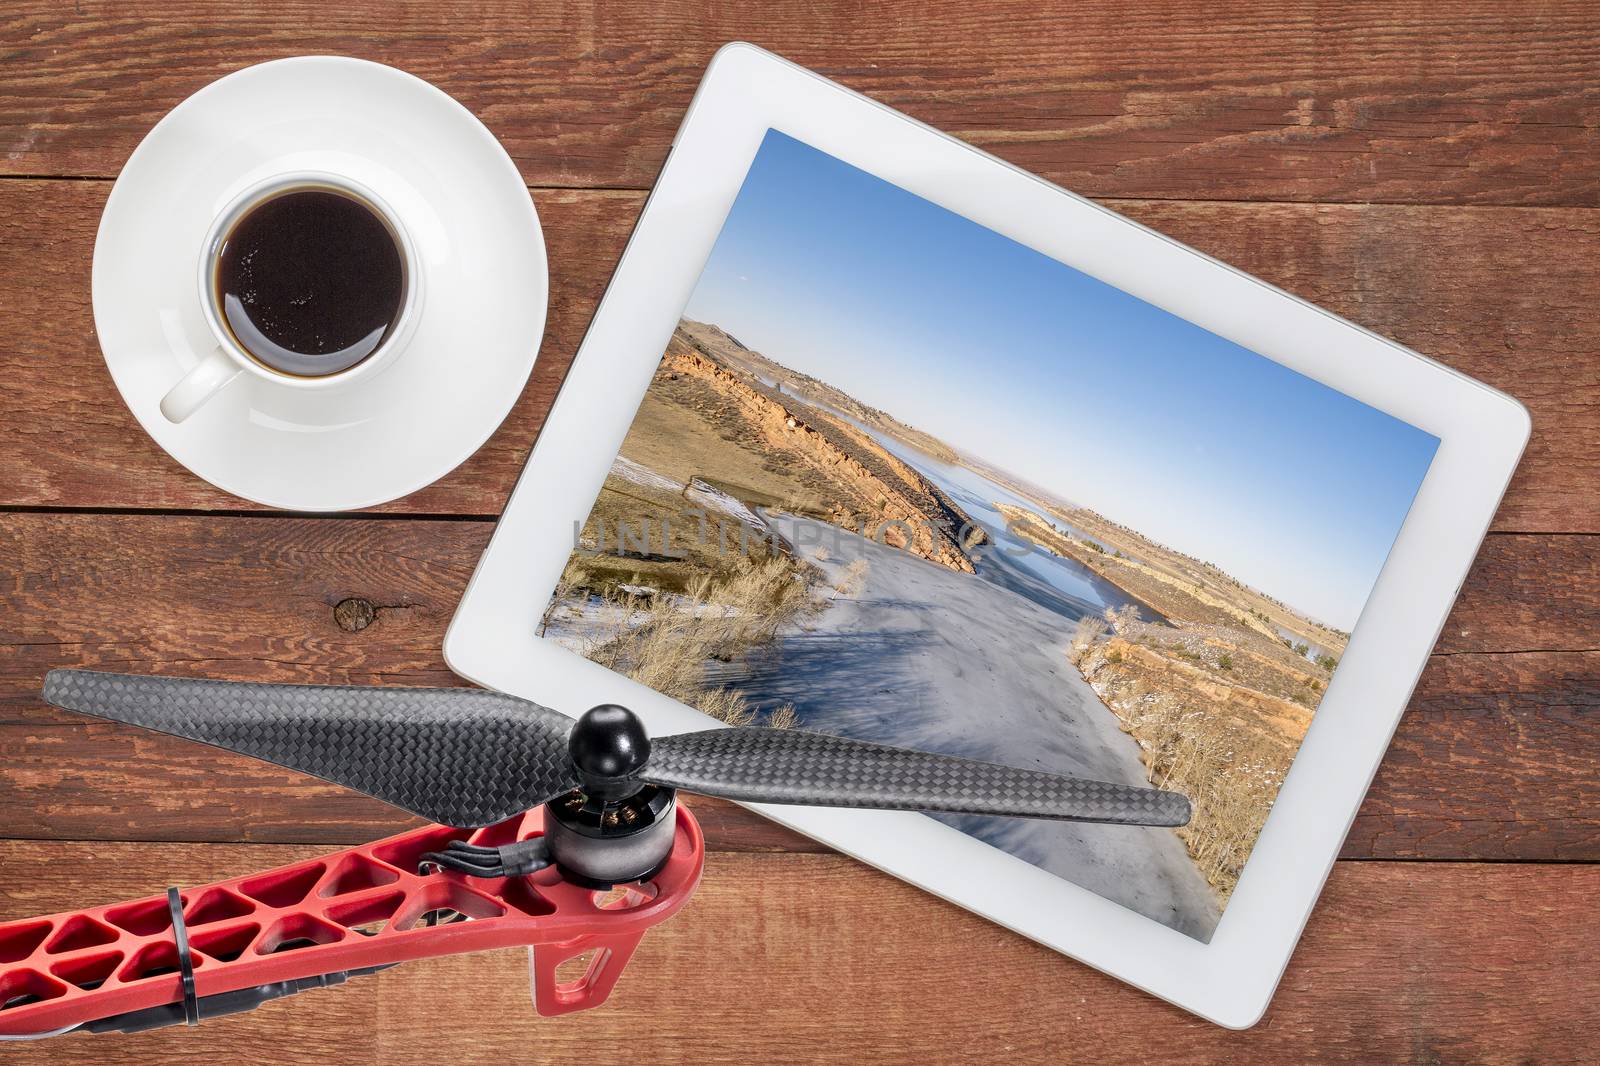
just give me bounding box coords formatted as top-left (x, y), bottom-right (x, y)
top-left (545, 703), bottom-right (677, 887)
top-left (543, 787), bottom-right (677, 888)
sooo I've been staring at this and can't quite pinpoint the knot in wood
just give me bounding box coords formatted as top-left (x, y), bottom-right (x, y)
top-left (334, 597), bottom-right (377, 632)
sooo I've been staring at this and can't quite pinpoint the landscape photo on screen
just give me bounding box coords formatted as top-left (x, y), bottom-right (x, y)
top-left (541, 129), bottom-right (1439, 940)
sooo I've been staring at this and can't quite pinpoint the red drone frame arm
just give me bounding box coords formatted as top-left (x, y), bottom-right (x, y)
top-left (0, 804), bottom-right (703, 1038)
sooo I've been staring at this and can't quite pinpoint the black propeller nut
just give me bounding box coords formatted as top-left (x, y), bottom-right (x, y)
top-left (569, 704), bottom-right (651, 801)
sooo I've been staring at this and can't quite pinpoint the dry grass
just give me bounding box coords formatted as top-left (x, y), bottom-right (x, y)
top-left (1110, 694), bottom-right (1289, 894)
top-left (539, 556), bottom-right (593, 637)
top-left (1070, 613), bottom-right (1107, 654)
top-left (833, 558), bottom-right (870, 597)
top-left (1071, 632), bottom-right (1297, 898)
top-left (584, 555), bottom-right (815, 727)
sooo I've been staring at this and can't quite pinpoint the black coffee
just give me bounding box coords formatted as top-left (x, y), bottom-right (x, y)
top-left (216, 188), bottom-right (405, 376)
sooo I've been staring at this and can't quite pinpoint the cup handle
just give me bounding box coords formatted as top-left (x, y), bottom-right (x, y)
top-left (160, 346), bottom-right (242, 423)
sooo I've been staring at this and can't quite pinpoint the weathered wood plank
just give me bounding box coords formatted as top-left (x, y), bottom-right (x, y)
top-left (0, 840), bottom-right (1594, 1061)
top-left (1350, 648), bottom-right (1600, 861)
top-left (0, 180), bottom-right (1594, 529)
top-left (1, 3), bottom-right (1598, 206)
top-left (1443, 533), bottom-right (1600, 653)
top-left (1, 514), bottom-right (1594, 858)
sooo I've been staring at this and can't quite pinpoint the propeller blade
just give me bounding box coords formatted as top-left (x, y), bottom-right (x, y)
top-left (41, 670), bottom-right (580, 828)
top-left (642, 727), bottom-right (1190, 826)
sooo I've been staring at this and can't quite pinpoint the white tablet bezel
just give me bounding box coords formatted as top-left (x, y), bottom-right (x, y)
top-left (445, 43), bottom-right (1530, 1028)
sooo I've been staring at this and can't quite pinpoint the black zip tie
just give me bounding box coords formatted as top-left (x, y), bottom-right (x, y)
top-left (166, 888), bottom-right (199, 1027)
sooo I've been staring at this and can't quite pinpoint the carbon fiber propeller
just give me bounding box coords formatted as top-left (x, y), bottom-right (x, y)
top-left (42, 669), bottom-right (1190, 829)
top-left (42, 670), bottom-right (580, 828)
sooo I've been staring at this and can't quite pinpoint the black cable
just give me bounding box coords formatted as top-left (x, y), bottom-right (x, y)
top-left (84, 964), bottom-right (398, 1035)
top-left (418, 837), bottom-right (551, 878)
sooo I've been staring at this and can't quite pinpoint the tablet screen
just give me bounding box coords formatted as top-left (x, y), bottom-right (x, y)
top-left (541, 129), bottom-right (1439, 941)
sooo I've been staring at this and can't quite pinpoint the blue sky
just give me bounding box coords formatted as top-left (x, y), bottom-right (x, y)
top-left (683, 130), bottom-right (1438, 629)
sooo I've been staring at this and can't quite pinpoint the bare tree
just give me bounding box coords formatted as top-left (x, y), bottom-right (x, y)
top-left (1103, 602), bottom-right (1143, 635)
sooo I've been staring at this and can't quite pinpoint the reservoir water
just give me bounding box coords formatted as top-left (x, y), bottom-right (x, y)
top-left (809, 399), bottom-right (1162, 624)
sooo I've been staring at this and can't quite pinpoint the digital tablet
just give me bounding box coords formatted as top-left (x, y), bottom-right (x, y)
top-left (445, 43), bottom-right (1529, 1028)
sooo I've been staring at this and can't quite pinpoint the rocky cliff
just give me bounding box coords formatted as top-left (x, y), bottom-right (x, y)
top-left (662, 333), bottom-right (983, 574)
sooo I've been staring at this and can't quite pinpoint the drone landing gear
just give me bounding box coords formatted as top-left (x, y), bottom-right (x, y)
top-left (0, 803), bottom-right (703, 1039)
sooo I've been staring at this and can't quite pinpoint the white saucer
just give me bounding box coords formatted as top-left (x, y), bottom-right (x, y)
top-left (92, 56), bottom-right (547, 511)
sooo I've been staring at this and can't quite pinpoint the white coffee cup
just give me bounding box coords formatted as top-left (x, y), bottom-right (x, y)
top-left (160, 170), bottom-right (423, 423)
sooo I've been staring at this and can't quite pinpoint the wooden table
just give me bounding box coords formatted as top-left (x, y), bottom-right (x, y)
top-left (2, 5), bottom-right (1596, 1062)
